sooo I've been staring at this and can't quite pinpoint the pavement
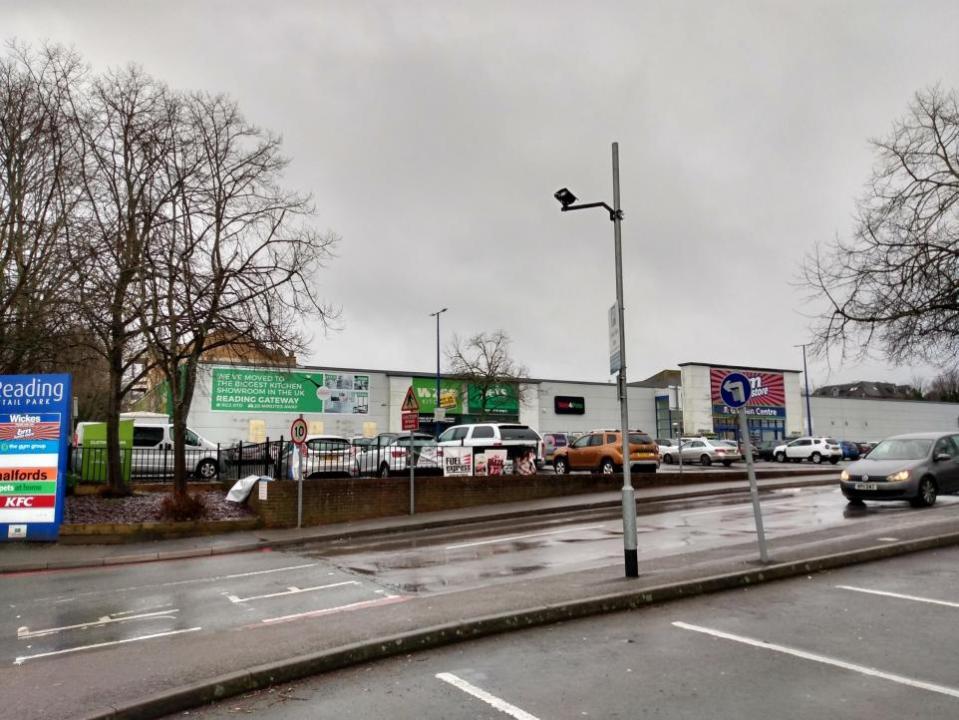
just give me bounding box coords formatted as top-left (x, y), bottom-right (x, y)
top-left (9, 471), bottom-right (959, 720)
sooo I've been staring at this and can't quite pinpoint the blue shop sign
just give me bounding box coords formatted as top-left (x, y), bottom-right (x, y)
top-left (713, 405), bottom-right (785, 418)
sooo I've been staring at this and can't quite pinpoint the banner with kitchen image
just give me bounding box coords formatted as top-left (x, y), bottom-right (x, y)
top-left (0, 374), bottom-right (72, 541)
top-left (442, 447), bottom-right (473, 476)
top-left (211, 368), bottom-right (369, 414)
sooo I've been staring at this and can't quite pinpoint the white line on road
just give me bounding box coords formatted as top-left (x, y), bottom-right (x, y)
top-left (445, 524), bottom-right (607, 550)
top-left (836, 585), bottom-right (959, 609)
top-left (673, 621), bottom-right (959, 699)
top-left (436, 672), bottom-right (541, 720)
top-left (260, 595), bottom-right (406, 625)
top-left (17, 609), bottom-right (179, 639)
top-left (227, 580), bottom-right (359, 604)
top-left (13, 627), bottom-right (202, 665)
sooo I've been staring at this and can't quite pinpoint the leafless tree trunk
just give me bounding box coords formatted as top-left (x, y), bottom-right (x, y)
top-left (446, 330), bottom-right (528, 421)
top-left (804, 87), bottom-right (959, 371)
top-left (140, 92), bottom-right (338, 497)
top-left (0, 43), bottom-right (83, 373)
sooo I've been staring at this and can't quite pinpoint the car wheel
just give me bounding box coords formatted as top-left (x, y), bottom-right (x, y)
top-left (911, 477), bottom-right (937, 508)
top-left (775, 451), bottom-right (785, 463)
top-left (810, 452), bottom-right (822, 464)
top-left (722, 460), bottom-right (732, 467)
top-left (195, 459), bottom-right (218, 480)
top-left (829, 456), bottom-right (839, 465)
top-left (379, 463), bottom-right (391, 478)
top-left (600, 458), bottom-right (616, 474)
top-left (700, 454), bottom-right (711, 466)
top-left (554, 457), bottom-right (569, 475)
top-left (663, 453), bottom-right (673, 465)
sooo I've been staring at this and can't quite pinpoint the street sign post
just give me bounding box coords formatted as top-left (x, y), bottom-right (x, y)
top-left (290, 416), bottom-right (308, 528)
top-left (401, 387), bottom-right (421, 515)
top-left (720, 372), bottom-right (768, 563)
top-left (608, 303), bottom-right (621, 375)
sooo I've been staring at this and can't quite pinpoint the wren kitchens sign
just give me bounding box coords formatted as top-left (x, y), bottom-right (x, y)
top-left (0, 374), bottom-right (72, 542)
top-left (211, 368), bottom-right (370, 414)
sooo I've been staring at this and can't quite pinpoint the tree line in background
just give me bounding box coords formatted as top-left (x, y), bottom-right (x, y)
top-left (0, 43), bottom-right (337, 505)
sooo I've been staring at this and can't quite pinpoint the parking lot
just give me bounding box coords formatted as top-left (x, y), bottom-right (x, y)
top-left (187, 544), bottom-right (959, 719)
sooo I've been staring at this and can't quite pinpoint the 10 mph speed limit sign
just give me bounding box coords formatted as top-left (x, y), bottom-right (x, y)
top-left (290, 418), bottom-right (308, 445)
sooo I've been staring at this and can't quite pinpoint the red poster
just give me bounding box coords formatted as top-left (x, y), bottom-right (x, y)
top-left (710, 368), bottom-right (785, 407)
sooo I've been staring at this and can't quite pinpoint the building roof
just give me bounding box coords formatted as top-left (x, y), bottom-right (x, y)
top-left (678, 361), bottom-right (802, 374)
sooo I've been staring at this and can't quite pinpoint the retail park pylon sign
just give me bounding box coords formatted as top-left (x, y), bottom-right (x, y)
top-left (0, 374), bottom-right (72, 541)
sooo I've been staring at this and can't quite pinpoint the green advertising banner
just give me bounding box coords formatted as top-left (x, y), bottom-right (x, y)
top-left (467, 383), bottom-right (519, 415)
top-left (411, 378), bottom-right (465, 414)
top-left (211, 368), bottom-right (370, 414)
top-left (80, 420), bottom-right (133, 484)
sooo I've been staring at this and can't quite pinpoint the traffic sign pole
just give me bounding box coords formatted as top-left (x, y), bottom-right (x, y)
top-left (409, 426), bottom-right (415, 516)
top-left (739, 406), bottom-right (769, 563)
top-left (290, 416), bottom-right (308, 529)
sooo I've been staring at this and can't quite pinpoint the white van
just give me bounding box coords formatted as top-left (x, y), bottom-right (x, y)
top-left (75, 419), bottom-right (221, 480)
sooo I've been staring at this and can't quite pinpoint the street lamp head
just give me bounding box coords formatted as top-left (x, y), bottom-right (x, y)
top-left (554, 187), bottom-right (577, 209)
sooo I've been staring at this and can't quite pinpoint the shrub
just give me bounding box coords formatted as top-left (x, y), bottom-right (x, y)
top-left (159, 492), bottom-right (208, 522)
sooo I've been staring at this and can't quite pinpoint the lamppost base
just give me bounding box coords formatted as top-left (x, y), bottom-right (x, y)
top-left (624, 549), bottom-right (638, 578)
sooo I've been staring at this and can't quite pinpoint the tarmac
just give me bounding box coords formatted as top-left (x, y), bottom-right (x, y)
top-left (5, 473), bottom-right (959, 720)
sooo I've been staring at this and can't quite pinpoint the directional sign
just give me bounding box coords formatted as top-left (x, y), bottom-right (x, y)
top-left (402, 412), bottom-right (419, 431)
top-left (720, 372), bottom-right (752, 408)
top-left (401, 386), bottom-right (420, 413)
top-left (290, 418), bottom-right (308, 445)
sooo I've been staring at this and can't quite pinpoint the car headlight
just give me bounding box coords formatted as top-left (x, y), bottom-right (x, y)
top-left (840, 470), bottom-right (849, 481)
top-left (886, 470), bottom-right (910, 482)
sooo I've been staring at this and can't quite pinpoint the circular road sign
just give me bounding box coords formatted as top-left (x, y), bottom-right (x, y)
top-left (290, 418), bottom-right (308, 445)
top-left (719, 372), bottom-right (752, 408)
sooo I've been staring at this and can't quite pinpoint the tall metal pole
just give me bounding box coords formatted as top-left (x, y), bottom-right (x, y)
top-left (430, 308), bottom-right (447, 438)
top-left (612, 142), bottom-right (638, 578)
top-left (798, 343), bottom-right (813, 435)
top-left (738, 406), bottom-right (769, 563)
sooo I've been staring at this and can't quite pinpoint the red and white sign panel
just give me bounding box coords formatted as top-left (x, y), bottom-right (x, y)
top-left (710, 368), bottom-right (785, 407)
top-left (402, 412), bottom-right (419, 431)
top-left (290, 418), bottom-right (308, 445)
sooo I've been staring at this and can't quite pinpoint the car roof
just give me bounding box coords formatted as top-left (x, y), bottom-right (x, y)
top-left (883, 432), bottom-right (955, 440)
top-left (304, 434), bottom-right (350, 441)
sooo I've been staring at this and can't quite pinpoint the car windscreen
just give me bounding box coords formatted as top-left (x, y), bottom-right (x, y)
top-left (867, 438), bottom-right (932, 460)
top-left (500, 426), bottom-right (539, 441)
top-left (628, 433), bottom-right (653, 445)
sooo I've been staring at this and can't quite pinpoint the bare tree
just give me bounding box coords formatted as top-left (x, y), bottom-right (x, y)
top-left (804, 87), bottom-right (959, 369)
top-left (446, 330), bottom-right (528, 421)
top-left (66, 66), bottom-right (183, 495)
top-left (0, 43), bottom-right (83, 373)
top-left (139, 92), bottom-right (338, 498)
top-left (927, 368), bottom-right (959, 402)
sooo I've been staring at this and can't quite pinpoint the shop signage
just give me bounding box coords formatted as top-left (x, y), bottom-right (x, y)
top-left (713, 405), bottom-right (786, 418)
top-left (412, 378), bottom-right (464, 414)
top-left (467, 384), bottom-right (519, 415)
top-left (0, 373), bottom-right (72, 541)
top-left (442, 447), bottom-right (473, 476)
top-left (554, 396), bottom-right (586, 415)
top-left (211, 368), bottom-right (370, 414)
top-left (709, 368), bottom-right (785, 408)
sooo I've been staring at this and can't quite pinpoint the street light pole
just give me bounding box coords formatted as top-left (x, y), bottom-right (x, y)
top-left (795, 343), bottom-right (813, 435)
top-left (430, 308), bottom-right (448, 437)
top-left (553, 142), bottom-right (638, 579)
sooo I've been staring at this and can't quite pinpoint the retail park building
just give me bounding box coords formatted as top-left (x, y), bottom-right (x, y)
top-left (143, 360), bottom-right (959, 447)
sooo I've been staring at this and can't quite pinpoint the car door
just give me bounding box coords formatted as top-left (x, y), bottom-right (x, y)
top-left (787, 439), bottom-right (810, 460)
top-left (132, 425), bottom-right (165, 475)
top-left (933, 436), bottom-right (959, 491)
top-left (565, 433), bottom-right (592, 470)
top-left (682, 440), bottom-right (704, 463)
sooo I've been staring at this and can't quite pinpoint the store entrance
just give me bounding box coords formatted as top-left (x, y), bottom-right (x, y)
top-left (713, 416), bottom-right (785, 443)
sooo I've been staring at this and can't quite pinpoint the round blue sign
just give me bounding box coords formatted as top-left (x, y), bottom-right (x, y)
top-left (719, 372), bottom-right (752, 408)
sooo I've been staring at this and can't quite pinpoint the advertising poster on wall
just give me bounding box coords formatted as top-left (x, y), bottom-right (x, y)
top-left (411, 378), bottom-right (464, 414)
top-left (0, 374), bottom-right (72, 542)
top-left (211, 368), bottom-right (370, 414)
top-left (709, 367), bottom-right (786, 417)
top-left (442, 447), bottom-right (473, 476)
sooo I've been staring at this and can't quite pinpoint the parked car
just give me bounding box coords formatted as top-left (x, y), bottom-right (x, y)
top-left (773, 437), bottom-right (843, 464)
top-left (839, 440), bottom-right (861, 461)
top-left (840, 432), bottom-right (959, 507)
top-left (287, 434), bottom-right (355, 478)
top-left (751, 439), bottom-right (782, 462)
top-left (678, 438), bottom-right (742, 467)
top-left (542, 432), bottom-right (570, 465)
top-left (355, 433), bottom-right (440, 477)
top-left (553, 429), bottom-right (659, 474)
top-left (659, 437), bottom-right (697, 465)
top-left (437, 423), bottom-right (545, 469)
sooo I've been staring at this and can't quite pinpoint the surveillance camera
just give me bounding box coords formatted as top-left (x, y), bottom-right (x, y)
top-left (554, 187), bottom-right (577, 208)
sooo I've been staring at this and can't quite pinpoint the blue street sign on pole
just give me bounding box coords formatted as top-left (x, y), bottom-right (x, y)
top-left (720, 372), bottom-right (752, 408)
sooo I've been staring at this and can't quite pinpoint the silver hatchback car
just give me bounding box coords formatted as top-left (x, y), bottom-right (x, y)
top-left (839, 432), bottom-right (959, 507)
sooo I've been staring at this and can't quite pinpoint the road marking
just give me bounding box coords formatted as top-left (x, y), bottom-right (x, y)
top-left (445, 524), bottom-right (607, 550)
top-left (876, 537), bottom-right (899, 542)
top-left (13, 627), bottom-right (202, 665)
top-left (672, 621), bottom-right (959, 699)
top-left (227, 580), bottom-right (359, 603)
top-left (836, 585), bottom-right (959, 609)
top-left (436, 672), bottom-right (541, 720)
top-left (17, 609), bottom-right (179, 639)
top-left (260, 595), bottom-right (406, 624)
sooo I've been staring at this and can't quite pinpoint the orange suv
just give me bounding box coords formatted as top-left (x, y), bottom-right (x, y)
top-left (552, 429), bottom-right (659, 475)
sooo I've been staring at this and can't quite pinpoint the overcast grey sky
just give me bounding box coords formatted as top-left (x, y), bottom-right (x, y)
top-left (7, 0), bottom-right (958, 388)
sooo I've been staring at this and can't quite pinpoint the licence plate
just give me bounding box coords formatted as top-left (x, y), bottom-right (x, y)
top-left (855, 482), bottom-right (878, 491)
